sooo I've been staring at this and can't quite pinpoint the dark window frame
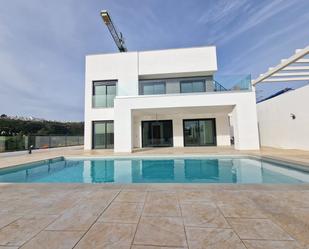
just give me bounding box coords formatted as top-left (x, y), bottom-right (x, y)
top-left (141, 120), bottom-right (173, 147)
top-left (92, 120), bottom-right (114, 149)
top-left (92, 80), bottom-right (117, 108)
top-left (180, 79), bottom-right (206, 93)
top-left (183, 118), bottom-right (217, 146)
top-left (139, 81), bottom-right (166, 95)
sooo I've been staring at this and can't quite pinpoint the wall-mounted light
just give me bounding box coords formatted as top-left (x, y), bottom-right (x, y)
top-left (290, 113), bottom-right (296, 120)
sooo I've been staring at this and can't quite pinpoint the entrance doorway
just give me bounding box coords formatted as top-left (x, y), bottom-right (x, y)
top-left (142, 120), bottom-right (173, 147)
top-left (183, 119), bottom-right (216, 146)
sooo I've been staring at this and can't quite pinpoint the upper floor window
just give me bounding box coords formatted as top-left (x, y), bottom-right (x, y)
top-left (140, 81), bottom-right (166, 95)
top-left (92, 81), bottom-right (116, 108)
top-left (180, 80), bottom-right (205, 93)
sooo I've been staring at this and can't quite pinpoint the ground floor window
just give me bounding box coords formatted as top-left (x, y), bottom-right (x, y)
top-left (142, 120), bottom-right (173, 147)
top-left (92, 121), bottom-right (114, 149)
top-left (183, 119), bottom-right (216, 146)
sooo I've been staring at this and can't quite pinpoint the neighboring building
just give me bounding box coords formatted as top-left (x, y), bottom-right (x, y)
top-left (257, 84), bottom-right (309, 150)
top-left (84, 46), bottom-right (260, 152)
top-left (253, 45), bottom-right (309, 151)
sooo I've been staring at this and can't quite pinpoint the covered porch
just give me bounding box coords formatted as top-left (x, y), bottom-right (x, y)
top-left (114, 91), bottom-right (260, 152)
top-left (131, 106), bottom-right (234, 149)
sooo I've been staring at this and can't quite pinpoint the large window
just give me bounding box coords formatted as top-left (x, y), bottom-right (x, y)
top-left (140, 81), bottom-right (166, 95)
top-left (180, 80), bottom-right (205, 93)
top-left (183, 119), bottom-right (216, 146)
top-left (92, 121), bottom-right (114, 149)
top-left (142, 120), bottom-right (173, 147)
top-left (92, 81), bottom-right (116, 108)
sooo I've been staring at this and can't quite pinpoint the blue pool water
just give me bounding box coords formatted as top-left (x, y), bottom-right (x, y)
top-left (0, 157), bottom-right (308, 184)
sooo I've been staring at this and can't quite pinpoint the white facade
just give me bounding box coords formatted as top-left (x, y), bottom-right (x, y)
top-left (257, 84), bottom-right (309, 150)
top-left (84, 46), bottom-right (260, 152)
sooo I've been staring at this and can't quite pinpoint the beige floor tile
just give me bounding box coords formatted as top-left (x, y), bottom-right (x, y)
top-left (243, 240), bottom-right (303, 249)
top-left (0, 214), bottom-right (21, 230)
top-left (98, 202), bottom-right (143, 223)
top-left (251, 198), bottom-right (309, 247)
top-left (177, 190), bottom-right (213, 203)
top-left (228, 218), bottom-right (293, 240)
top-left (0, 215), bottom-right (58, 246)
top-left (186, 227), bottom-right (246, 249)
top-left (20, 231), bottom-right (84, 249)
top-left (115, 191), bottom-right (147, 202)
top-left (143, 191), bottom-right (181, 217)
top-left (134, 216), bottom-right (187, 247)
top-left (0, 246), bottom-right (19, 249)
top-left (46, 204), bottom-right (103, 231)
top-left (74, 222), bottom-right (136, 249)
top-left (181, 202), bottom-right (230, 228)
top-left (132, 246), bottom-right (187, 249)
top-left (217, 203), bottom-right (267, 218)
top-left (83, 189), bottom-right (119, 202)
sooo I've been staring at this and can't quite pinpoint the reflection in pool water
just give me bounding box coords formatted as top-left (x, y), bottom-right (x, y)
top-left (0, 157), bottom-right (308, 183)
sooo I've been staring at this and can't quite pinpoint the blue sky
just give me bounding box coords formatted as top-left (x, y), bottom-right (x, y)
top-left (0, 0), bottom-right (308, 121)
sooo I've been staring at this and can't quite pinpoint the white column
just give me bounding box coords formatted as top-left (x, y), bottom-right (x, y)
top-left (114, 102), bottom-right (133, 152)
top-left (215, 114), bottom-right (231, 146)
top-left (84, 120), bottom-right (92, 150)
top-left (232, 103), bottom-right (260, 150)
top-left (173, 117), bottom-right (184, 147)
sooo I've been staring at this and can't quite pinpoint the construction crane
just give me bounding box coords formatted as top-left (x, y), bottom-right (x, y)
top-left (100, 10), bottom-right (127, 52)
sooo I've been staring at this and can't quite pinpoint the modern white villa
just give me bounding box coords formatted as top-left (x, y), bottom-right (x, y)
top-left (84, 46), bottom-right (260, 152)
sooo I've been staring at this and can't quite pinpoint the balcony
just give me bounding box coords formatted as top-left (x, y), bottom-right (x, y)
top-left (138, 74), bottom-right (252, 96)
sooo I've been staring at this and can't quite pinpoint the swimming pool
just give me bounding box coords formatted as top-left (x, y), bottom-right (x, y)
top-left (0, 156), bottom-right (308, 184)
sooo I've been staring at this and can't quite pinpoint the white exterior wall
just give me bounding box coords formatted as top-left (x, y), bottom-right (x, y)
top-left (84, 52), bottom-right (138, 149)
top-left (114, 91), bottom-right (260, 152)
top-left (139, 47), bottom-right (217, 78)
top-left (257, 84), bottom-right (309, 150)
top-left (84, 46), bottom-right (260, 152)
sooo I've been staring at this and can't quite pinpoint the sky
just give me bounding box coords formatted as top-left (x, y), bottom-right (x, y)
top-left (0, 0), bottom-right (308, 121)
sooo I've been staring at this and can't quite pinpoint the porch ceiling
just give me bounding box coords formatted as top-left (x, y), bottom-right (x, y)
top-left (132, 105), bottom-right (234, 116)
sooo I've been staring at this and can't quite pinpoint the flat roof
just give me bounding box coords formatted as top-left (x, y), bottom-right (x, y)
top-left (86, 45), bottom-right (216, 57)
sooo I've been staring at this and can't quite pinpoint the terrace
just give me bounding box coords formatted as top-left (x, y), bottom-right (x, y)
top-left (0, 147), bottom-right (309, 248)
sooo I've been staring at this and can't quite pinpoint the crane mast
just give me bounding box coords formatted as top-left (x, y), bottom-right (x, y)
top-left (100, 10), bottom-right (127, 52)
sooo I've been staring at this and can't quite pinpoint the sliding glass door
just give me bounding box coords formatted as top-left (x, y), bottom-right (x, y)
top-left (142, 120), bottom-right (173, 147)
top-left (92, 121), bottom-right (114, 149)
top-left (183, 119), bottom-right (216, 146)
top-left (92, 81), bottom-right (116, 108)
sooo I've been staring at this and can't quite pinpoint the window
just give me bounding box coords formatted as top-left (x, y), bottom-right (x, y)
top-left (92, 121), bottom-right (114, 149)
top-left (183, 119), bottom-right (216, 146)
top-left (142, 120), bottom-right (173, 147)
top-left (140, 81), bottom-right (166, 95)
top-left (92, 81), bottom-right (116, 108)
top-left (180, 80), bottom-right (205, 93)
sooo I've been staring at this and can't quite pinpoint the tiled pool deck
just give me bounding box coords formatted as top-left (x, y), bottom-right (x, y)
top-left (0, 146), bottom-right (309, 248)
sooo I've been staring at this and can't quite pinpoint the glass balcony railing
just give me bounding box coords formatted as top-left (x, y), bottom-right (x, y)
top-left (213, 74), bottom-right (252, 91)
top-left (137, 75), bottom-right (252, 96)
top-left (92, 95), bottom-right (115, 108)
